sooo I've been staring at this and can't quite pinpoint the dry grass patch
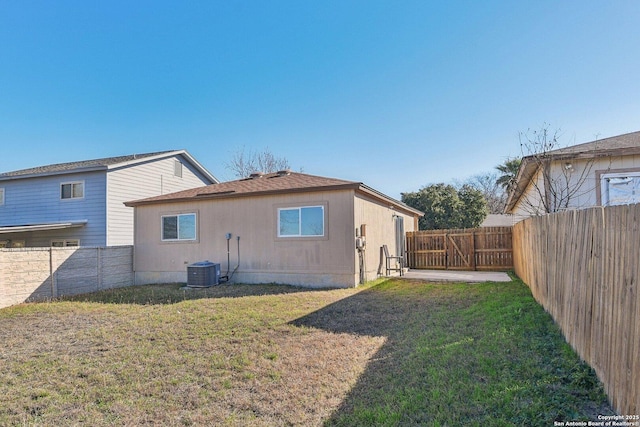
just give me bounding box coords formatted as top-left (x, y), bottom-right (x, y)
top-left (0, 280), bottom-right (613, 426)
top-left (0, 284), bottom-right (385, 426)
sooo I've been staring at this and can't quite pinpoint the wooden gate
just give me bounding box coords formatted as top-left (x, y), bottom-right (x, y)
top-left (406, 226), bottom-right (513, 271)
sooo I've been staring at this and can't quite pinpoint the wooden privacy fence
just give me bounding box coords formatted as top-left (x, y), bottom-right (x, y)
top-left (513, 205), bottom-right (640, 415)
top-left (406, 226), bottom-right (513, 271)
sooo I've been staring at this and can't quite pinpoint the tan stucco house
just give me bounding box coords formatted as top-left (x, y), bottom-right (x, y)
top-left (506, 131), bottom-right (640, 217)
top-left (125, 171), bottom-right (423, 288)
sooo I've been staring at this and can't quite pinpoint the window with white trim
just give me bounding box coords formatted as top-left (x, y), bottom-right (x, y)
top-left (162, 213), bottom-right (197, 241)
top-left (278, 206), bottom-right (325, 237)
top-left (61, 181), bottom-right (84, 200)
top-left (601, 172), bottom-right (640, 206)
top-left (51, 239), bottom-right (79, 247)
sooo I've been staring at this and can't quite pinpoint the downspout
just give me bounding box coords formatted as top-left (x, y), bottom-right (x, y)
top-left (229, 235), bottom-right (240, 281)
top-left (220, 234), bottom-right (241, 283)
top-left (356, 225), bottom-right (366, 285)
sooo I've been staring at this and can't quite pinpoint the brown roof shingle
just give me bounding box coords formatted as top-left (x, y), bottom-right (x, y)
top-left (125, 170), bottom-right (424, 216)
top-left (126, 171), bottom-right (360, 206)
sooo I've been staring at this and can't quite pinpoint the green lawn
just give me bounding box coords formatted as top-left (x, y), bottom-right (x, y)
top-left (0, 277), bottom-right (613, 426)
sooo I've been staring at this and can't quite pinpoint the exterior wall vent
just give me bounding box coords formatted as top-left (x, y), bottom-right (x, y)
top-left (187, 261), bottom-right (221, 287)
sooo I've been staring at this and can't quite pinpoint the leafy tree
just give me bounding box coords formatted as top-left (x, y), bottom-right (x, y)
top-left (458, 184), bottom-right (489, 227)
top-left (401, 183), bottom-right (488, 230)
top-left (496, 157), bottom-right (522, 193)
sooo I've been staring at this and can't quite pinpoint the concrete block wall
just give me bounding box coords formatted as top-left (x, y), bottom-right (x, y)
top-left (0, 246), bottom-right (133, 309)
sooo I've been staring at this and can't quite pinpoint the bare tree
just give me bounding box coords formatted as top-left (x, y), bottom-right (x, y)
top-left (463, 172), bottom-right (507, 214)
top-left (515, 124), bottom-right (598, 214)
top-left (226, 147), bottom-right (291, 178)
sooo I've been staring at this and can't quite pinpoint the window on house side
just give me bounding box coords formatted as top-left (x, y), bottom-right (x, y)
top-left (0, 188), bottom-right (4, 205)
top-left (61, 182), bottom-right (84, 200)
top-left (602, 172), bottom-right (640, 206)
top-left (162, 213), bottom-right (196, 241)
top-left (278, 206), bottom-right (324, 237)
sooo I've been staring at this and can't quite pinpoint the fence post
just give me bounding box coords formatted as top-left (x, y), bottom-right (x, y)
top-left (97, 247), bottom-right (102, 291)
top-left (471, 231), bottom-right (476, 270)
top-left (49, 248), bottom-right (57, 298)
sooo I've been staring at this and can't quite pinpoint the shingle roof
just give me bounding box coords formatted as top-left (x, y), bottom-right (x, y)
top-left (126, 171), bottom-right (359, 205)
top-left (125, 170), bottom-right (424, 216)
top-left (0, 151), bottom-right (177, 178)
top-left (533, 130), bottom-right (640, 159)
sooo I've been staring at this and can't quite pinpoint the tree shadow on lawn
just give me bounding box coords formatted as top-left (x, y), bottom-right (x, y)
top-left (60, 282), bottom-right (322, 305)
top-left (290, 278), bottom-right (614, 426)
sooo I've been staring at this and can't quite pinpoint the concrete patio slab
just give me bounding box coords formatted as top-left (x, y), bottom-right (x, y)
top-left (401, 269), bottom-right (512, 283)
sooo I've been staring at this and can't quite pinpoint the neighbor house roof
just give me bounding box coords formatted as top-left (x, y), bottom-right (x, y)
top-left (539, 130), bottom-right (640, 158)
top-left (125, 171), bottom-right (424, 216)
top-left (0, 150), bottom-right (219, 183)
top-left (505, 130), bottom-right (640, 213)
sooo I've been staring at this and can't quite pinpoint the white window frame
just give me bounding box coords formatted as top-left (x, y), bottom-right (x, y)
top-left (60, 181), bottom-right (85, 200)
top-left (0, 187), bottom-right (4, 205)
top-left (277, 205), bottom-right (325, 238)
top-left (51, 239), bottom-right (80, 247)
top-left (161, 213), bottom-right (197, 242)
top-left (601, 171), bottom-right (640, 206)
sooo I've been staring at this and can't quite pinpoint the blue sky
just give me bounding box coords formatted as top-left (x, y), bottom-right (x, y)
top-left (2, 1), bottom-right (639, 199)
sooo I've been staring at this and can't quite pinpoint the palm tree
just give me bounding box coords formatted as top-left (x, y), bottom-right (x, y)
top-left (495, 157), bottom-right (522, 193)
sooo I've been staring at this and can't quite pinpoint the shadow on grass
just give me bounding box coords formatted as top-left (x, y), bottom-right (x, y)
top-left (60, 282), bottom-right (322, 305)
top-left (291, 278), bottom-right (614, 426)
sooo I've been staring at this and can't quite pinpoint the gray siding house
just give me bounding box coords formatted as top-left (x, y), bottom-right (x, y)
top-left (0, 150), bottom-right (218, 247)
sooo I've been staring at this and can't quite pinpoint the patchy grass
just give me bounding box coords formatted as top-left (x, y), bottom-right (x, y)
top-left (0, 279), bottom-right (613, 426)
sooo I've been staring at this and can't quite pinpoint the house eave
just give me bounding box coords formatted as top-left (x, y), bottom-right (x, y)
top-left (0, 220), bottom-right (88, 234)
top-left (106, 149), bottom-right (219, 184)
top-left (0, 150), bottom-right (219, 184)
top-left (0, 166), bottom-right (107, 181)
top-left (125, 183), bottom-right (363, 207)
top-left (356, 184), bottom-right (424, 217)
top-left (504, 159), bottom-right (539, 213)
top-left (125, 182), bottom-right (423, 217)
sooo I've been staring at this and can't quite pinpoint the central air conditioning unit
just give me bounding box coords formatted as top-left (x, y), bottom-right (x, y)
top-left (187, 261), bottom-right (221, 287)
